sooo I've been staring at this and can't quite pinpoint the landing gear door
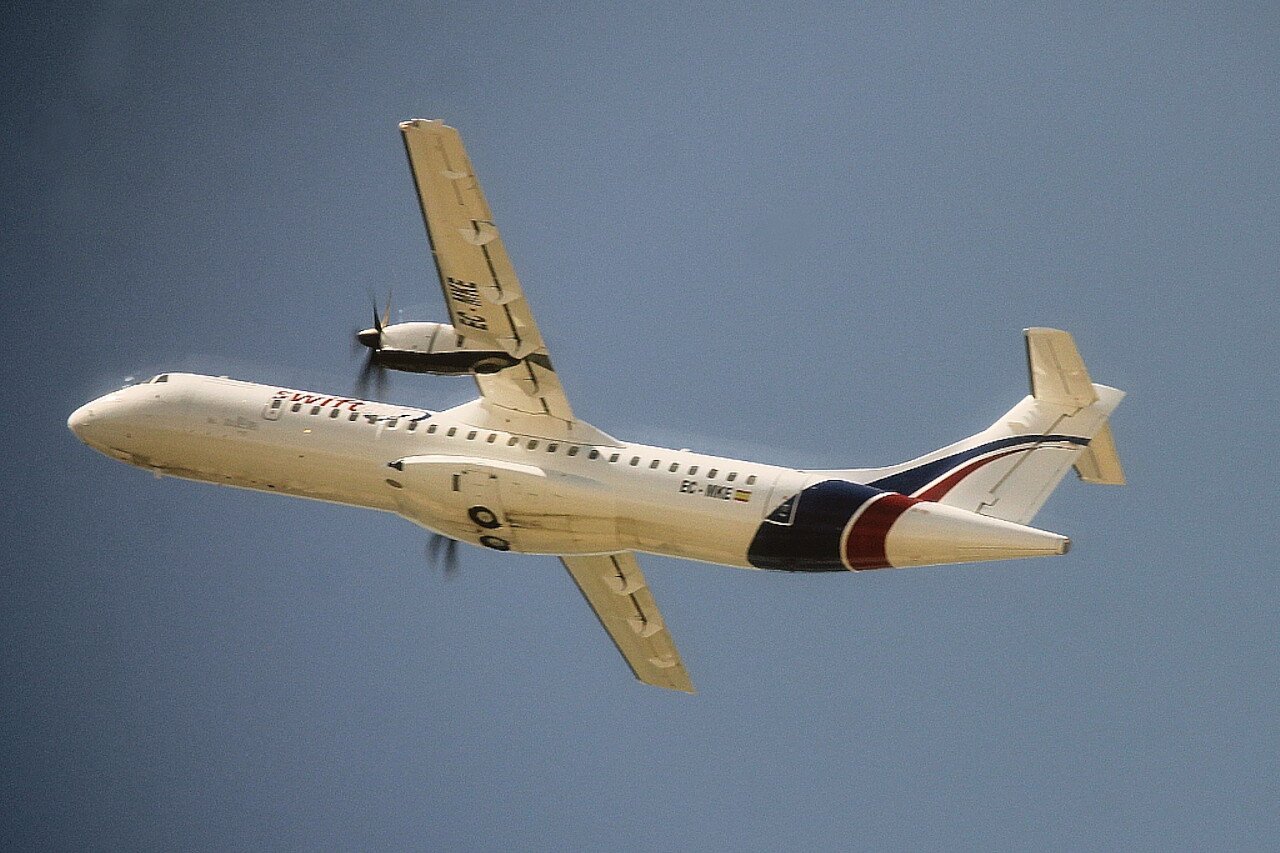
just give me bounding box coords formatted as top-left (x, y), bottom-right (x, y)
top-left (386, 456), bottom-right (509, 547)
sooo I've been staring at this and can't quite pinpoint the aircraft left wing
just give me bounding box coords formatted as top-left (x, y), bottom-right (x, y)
top-left (560, 552), bottom-right (695, 694)
top-left (400, 119), bottom-right (578, 431)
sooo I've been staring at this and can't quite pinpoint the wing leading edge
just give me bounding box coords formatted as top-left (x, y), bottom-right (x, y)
top-left (561, 552), bottom-right (695, 694)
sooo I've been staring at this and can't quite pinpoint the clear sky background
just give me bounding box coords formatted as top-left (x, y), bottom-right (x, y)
top-left (5, 3), bottom-right (1277, 850)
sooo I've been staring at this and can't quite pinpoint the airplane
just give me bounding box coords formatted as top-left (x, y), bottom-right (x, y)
top-left (68, 119), bottom-right (1126, 694)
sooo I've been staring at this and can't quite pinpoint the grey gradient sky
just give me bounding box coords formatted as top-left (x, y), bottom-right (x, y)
top-left (5, 3), bottom-right (1278, 850)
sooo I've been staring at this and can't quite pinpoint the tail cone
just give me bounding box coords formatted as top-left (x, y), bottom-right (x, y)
top-left (843, 493), bottom-right (1070, 570)
top-left (883, 500), bottom-right (1069, 568)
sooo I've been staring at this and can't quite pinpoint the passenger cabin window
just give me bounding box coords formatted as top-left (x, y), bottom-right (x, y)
top-left (649, 459), bottom-right (659, 469)
top-left (568, 446), bottom-right (579, 457)
top-left (387, 418), bottom-right (399, 429)
top-left (329, 409), bottom-right (340, 418)
top-left (447, 427), bottom-right (457, 437)
top-left (688, 465), bottom-right (698, 476)
top-left (630, 457), bottom-right (640, 466)
top-left (708, 468), bottom-right (718, 478)
top-left (348, 412), bottom-right (358, 421)
top-left (291, 403), bottom-right (302, 413)
top-left (609, 453), bottom-right (620, 463)
top-left (270, 400), bottom-right (282, 410)
top-left (588, 449), bottom-right (600, 460)
top-left (746, 475), bottom-right (757, 485)
top-left (668, 462), bottom-right (679, 472)
top-left (547, 443), bottom-right (558, 453)
top-left (467, 431), bottom-right (477, 440)
top-left (527, 440), bottom-right (539, 450)
top-left (407, 420), bottom-right (418, 431)
top-left (487, 434), bottom-right (497, 443)
top-left (727, 472), bottom-right (737, 482)
top-left (507, 436), bottom-right (519, 447)
top-left (427, 424), bottom-right (438, 434)
top-left (310, 406), bottom-right (321, 415)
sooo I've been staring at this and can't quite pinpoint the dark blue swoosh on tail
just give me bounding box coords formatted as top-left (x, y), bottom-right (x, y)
top-left (867, 434), bottom-right (1089, 496)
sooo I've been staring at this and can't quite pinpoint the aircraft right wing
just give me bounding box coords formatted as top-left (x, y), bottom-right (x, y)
top-left (560, 552), bottom-right (695, 694)
top-left (400, 119), bottom-right (581, 434)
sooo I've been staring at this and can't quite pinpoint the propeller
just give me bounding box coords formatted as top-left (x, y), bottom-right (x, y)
top-left (355, 292), bottom-right (393, 399)
top-left (425, 533), bottom-right (461, 579)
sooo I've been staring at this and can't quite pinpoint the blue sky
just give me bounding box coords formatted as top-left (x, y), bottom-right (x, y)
top-left (5, 3), bottom-right (1277, 850)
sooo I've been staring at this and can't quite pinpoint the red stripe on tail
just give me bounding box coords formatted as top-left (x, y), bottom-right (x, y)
top-left (843, 493), bottom-right (919, 570)
top-left (914, 448), bottom-right (1026, 501)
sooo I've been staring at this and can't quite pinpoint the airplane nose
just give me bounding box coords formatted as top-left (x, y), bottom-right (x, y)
top-left (67, 403), bottom-right (95, 440)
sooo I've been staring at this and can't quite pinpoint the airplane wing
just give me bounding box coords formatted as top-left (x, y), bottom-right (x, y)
top-left (560, 552), bottom-right (695, 694)
top-left (400, 119), bottom-right (579, 432)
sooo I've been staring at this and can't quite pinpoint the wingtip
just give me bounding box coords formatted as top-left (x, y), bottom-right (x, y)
top-left (400, 118), bottom-right (449, 131)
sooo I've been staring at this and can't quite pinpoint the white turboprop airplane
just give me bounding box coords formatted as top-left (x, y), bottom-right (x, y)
top-left (69, 119), bottom-right (1125, 693)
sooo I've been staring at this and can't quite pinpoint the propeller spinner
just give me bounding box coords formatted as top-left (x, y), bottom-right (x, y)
top-left (355, 294), bottom-right (392, 399)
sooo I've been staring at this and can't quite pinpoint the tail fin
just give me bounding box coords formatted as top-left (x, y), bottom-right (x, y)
top-left (837, 328), bottom-right (1125, 525)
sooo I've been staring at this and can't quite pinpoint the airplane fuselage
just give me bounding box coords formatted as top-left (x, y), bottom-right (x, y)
top-left (68, 373), bottom-right (808, 567)
top-left (69, 373), bottom-right (1071, 573)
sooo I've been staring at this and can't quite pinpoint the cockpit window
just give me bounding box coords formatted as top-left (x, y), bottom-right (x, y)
top-left (150, 374), bottom-right (169, 383)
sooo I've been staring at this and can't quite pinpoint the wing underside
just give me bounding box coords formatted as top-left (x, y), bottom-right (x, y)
top-left (560, 552), bottom-right (695, 694)
top-left (400, 118), bottom-right (577, 432)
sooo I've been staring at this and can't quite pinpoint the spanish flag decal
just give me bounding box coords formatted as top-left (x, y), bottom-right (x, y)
top-left (734, 490), bottom-right (752, 502)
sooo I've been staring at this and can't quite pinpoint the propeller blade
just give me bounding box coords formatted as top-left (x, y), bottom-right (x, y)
top-left (426, 533), bottom-right (461, 579)
top-left (356, 351), bottom-right (387, 400)
top-left (444, 538), bottom-right (459, 579)
top-left (354, 291), bottom-right (392, 399)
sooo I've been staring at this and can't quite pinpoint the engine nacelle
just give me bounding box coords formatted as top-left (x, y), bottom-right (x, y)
top-left (359, 321), bottom-right (518, 376)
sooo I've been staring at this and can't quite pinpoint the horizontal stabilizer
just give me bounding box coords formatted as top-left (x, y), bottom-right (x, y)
top-left (1025, 327), bottom-right (1097, 408)
top-left (1073, 421), bottom-right (1126, 485)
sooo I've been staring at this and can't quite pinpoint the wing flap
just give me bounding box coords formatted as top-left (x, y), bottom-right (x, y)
top-left (560, 553), bottom-right (695, 694)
